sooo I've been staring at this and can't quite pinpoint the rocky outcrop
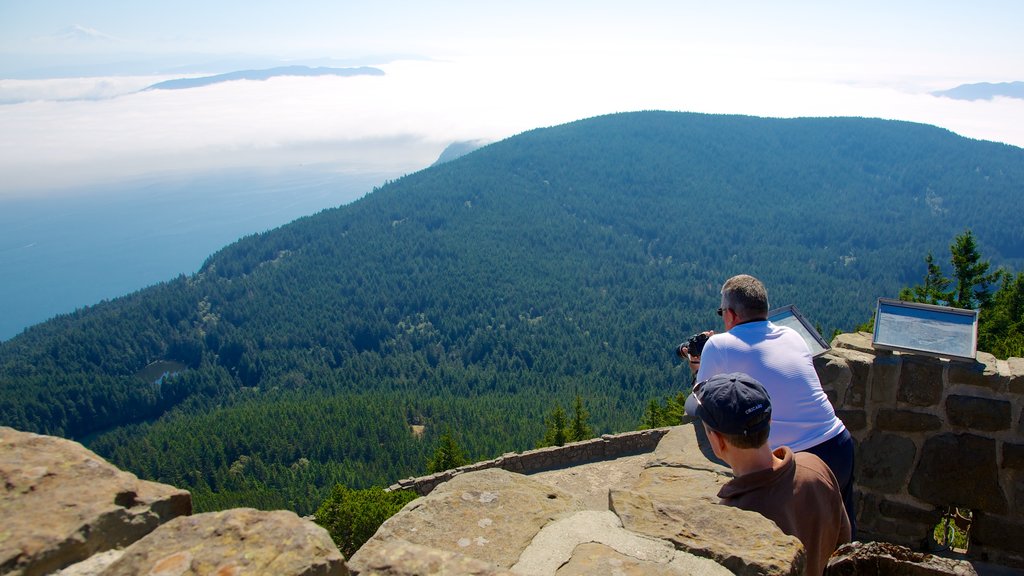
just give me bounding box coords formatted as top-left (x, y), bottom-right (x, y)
top-left (350, 468), bottom-right (582, 571)
top-left (0, 427), bottom-right (191, 576)
top-left (351, 426), bottom-right (806, 576)
top-left (826, 541), bottom-right (977, 575)
top-left (609, 426), bottom-right (804, 576)
top-left (102, 508), bottom-right (347, 575)
top-left (1, 427), bottom-right (346, 576)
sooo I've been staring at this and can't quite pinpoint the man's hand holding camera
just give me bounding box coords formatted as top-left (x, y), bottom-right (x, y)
top-left (677, 331), bottom-right (714, 375)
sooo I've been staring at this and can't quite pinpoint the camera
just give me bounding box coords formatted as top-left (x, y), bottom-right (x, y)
top-left (676, 332), bottom-right (709, 360)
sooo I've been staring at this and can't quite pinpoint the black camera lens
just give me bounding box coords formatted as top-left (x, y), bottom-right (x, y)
top-left (686, 332), bottom-right (709, 357)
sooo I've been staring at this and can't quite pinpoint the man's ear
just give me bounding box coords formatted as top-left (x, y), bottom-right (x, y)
top-left (704, 425), bottom-right (727, 454)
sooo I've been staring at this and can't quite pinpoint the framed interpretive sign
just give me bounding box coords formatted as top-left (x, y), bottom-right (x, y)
top-left (768, 304), bottom-right (831, 357)
top-left (871, 298), bottom-right (978, 361)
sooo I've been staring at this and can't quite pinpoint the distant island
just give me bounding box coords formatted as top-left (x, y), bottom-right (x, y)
top-left (931, 81), bottom-right (1024, 101)
top-left (431, 140), bottom-right (490, 166)
top-left (143, 65), bottom-right (384, 91)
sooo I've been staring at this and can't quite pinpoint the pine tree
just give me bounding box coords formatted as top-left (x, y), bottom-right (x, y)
top-left (540, 405), bottom-right (569, 447)
top-left (979, 272), bottom-right (1024, 359)
top-left (568, 394), bottom-right (593, 442)
top-left (426, 429), bottom-right (468, 474)
top-left (949, 230), bottom-right (1001, 310)
top-left (899, 252), bottom-right (952, 305)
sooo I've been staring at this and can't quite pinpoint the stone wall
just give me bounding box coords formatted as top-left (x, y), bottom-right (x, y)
top-left (387, 428), bottom-right (670, 495)
top-left (816, 332), bottom-right (1024, 568)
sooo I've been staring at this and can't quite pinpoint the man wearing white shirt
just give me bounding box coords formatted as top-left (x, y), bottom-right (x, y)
top-left (684, 274), bottom-right (856, 536)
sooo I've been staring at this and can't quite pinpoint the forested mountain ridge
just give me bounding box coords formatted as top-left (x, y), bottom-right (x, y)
top-left (2, 111), bottom-right (1022, 514)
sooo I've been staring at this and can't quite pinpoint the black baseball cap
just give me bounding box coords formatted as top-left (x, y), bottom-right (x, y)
top-left (684, 372), bottom-right (772, 436)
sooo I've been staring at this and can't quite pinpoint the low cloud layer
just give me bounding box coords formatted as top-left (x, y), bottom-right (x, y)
top-left (1, 57), bottom-right (1022, 197)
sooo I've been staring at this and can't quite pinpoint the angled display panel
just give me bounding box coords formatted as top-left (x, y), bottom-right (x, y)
top-left (872, 298), bottom-right (978, 361)
top-left (768, 304), bottom-right (831, 357)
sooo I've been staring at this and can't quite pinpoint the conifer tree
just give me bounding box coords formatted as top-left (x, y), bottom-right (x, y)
top-left (899, 252), bottom-right (952, 305)
top-left (541, 405), bottom-right (569, 447)
top-left (568, 394), bottom-right (593, 442)
top-left (426, 429), bottom-right (468, 474)
top-left (950, 230), bottom-right (1001, 310)
top-left (979, 272), bottom-right (1024, 359)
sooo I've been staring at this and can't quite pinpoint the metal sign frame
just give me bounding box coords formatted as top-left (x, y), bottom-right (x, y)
top-left (767, 304), bottom-right (831, 357)
top-left (871, 298), bottom-right (978, 361)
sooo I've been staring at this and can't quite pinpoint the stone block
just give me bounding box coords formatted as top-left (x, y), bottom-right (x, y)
top-left (512, 510), bottom-right (731, 576)
top-left (1009, 357), bottom-right (1024, 394)
top-left (946, 395), bottom-right (1011, 431)
top-left (857, 433), bottom-right (918, 493)
top-left (610, 489), bottom-right (804, 576)
top-left (878, 499), bottom-right (941, 526)
top-left (909, 434), bottom-right (1007, 514)
top-left (646, 424), bottom-right (731, 474)
top-left (864, 519), bottom-right (932, 549)
top-left (836, 410), bottom-right (867, 432)
top-left (1002, 444), bottom-right (1024, 470)
top-left (972, 512), bottom-right (1024, 555)
top-left (876, 409), bottom-right (943, 432)
top-left (948, 353), bottom-right (1006, 391)
top-left (857, 492), bottom-right (881, 529)
top-left (870, 355), bottom-right (902, 404)
top-left (351, 468), bottom-right (580, 570)
top-left (815, 354), bottom-right (852, 400)
top-left (1015, 476), bottom-right (1024, 518)
top-left (844, 353), bottom-right (873, 407)
top-left (844, 373), bottom-right (867, 408)
top-left (550, 541), bottom-right (729, 576)
top-left (103, 509), bottom-right (346, 575)
top-left (625, 464), bottom-right (731, 507)
top-left (351, 539), bottom-right (513, 576)
top-left (826, 541), bottom-right (978, 576)
top-left (831, 332), bottom-right (876, 354)
top-left (898, 356), bottom-right (945, 407)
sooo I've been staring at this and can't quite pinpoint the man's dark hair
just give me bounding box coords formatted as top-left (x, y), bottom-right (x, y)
top-left (721, 274), bottom-right (769, 319)
top-left (713, 426), bottom-right (770, 450)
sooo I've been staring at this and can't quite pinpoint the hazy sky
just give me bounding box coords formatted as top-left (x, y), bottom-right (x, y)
top-left (1, 1), bottom-right (1022, 196)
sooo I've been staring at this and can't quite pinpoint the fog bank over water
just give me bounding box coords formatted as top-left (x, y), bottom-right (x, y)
top-left (0, 167), bottom-right (401, 340)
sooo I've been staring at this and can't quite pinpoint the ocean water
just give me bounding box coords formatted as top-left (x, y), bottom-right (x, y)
top-left (0, 167), bottom-right (400, 341)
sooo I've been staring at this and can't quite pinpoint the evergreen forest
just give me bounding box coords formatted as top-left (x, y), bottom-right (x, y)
top-left (2, 111), bottom-right (1023, 515)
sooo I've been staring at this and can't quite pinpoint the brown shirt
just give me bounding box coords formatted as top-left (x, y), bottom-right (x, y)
top-left (718, 447), bottom-right (851, 576)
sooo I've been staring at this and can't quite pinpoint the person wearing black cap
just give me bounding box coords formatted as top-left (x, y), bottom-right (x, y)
top-left (683, 274), bottom-right (856, 537)
top-left (687, 372), bottom-right (851, 576)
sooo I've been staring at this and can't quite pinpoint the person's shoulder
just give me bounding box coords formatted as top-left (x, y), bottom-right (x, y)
top-left (794, 451), bottom-right (839, 487)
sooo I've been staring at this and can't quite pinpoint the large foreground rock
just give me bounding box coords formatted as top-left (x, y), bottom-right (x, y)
top-left (0, 427), bottom-right (191, 576)
top-left (349, 468), bottom-right (581, 572)
top-left (353, 426), bottom-right (806, 575)
top-left (826, 541), bottom-right (977, 575)
top-left (610, 426), bottom-right (804, 575)
top-left (351, 539), bottom-right (514, 576)
top-left (104, 508), bottom-right (347, 575)
top-left (609, 488), bottom-right (805, 576)
top-left (512, 510), bottom-right (730, 576)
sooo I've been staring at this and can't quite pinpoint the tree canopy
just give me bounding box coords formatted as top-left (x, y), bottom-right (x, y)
top-left (2, 111), bottom-right (1023, 515)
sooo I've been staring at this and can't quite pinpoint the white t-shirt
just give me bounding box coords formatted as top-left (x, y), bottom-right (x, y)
top-left (695, 320), bottom-right (845, 452)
